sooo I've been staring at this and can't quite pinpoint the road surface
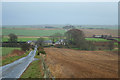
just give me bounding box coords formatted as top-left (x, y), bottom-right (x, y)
top-left (0, 45), bottom-right (37, 79)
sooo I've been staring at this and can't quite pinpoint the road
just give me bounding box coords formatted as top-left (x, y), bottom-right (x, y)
top-left (0, 45), bottom-right (37, 79)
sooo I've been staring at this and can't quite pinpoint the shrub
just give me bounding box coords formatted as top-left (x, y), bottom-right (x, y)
top-left (39, 51), bottom-right (46, 54)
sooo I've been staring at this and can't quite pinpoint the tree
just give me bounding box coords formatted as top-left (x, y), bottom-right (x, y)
top-left (108, 41), bottom-right (114, 50)
top-left (8, 33), bottom-right (17, 42)
top-left (50, 33), bottom-right (63, 43)
top-left (36, 37), bottom-right (44, 46)
top-left (21, 43), bottom-right (31, 51)
top-left (65, 29), bottom-right (88, 50)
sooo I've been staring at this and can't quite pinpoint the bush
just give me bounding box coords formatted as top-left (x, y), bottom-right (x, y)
top-left (37, 46), bottom-right (46, 55)
top-left (39, 51), bottom-right (46, 54)
top-left (21, 43), bottom-right (31, 51)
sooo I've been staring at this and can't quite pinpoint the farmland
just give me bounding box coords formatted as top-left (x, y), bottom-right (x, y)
top-left (85, 38), bottom-right (110, 42)
top-left (2, 28), bottom-right (118, 37)
top-left (45, 48), bottom-right (118, 78)
top-left (2, 28), bottom-right (65, 36)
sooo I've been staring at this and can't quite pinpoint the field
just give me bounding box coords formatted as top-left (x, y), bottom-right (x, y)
top-left (2, 37), bottom-right (39, 42)
top-left (45, 48), bottom-right (118, 78)
top-left (2, 36), bottom-right (110, 42)
top-left (85, 38), bottom-right (110, 42)
top-left (2, 28), bottom-right (118, 37)
top-left (2, 47), bottom-right (21, 56)
top-left (2, 28), bottom-right (65, 36)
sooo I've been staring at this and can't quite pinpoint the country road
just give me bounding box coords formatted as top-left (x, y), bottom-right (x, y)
top-left (0, 45), bottom-right (37, 79)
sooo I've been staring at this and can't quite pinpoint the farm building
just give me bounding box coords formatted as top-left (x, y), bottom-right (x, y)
top-left (43, 40), bottom-right (53, 46)
top-left (93, 35), bottom-right (112, 39)
top-left (54, 39), bottom-right (67, 45)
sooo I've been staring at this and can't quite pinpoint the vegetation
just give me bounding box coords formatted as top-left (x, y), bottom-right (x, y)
top-left (3, 29), bottom-right (65, 36)
top-left (21, 51), bottom-right (43, 78)
top-left (21, 43), bottom-right (31, 51)
top-left (2, 47), bottom-right (21, 56)
top-left (8, 33), bottom-right (18, 42)
top-left (2, 37), bottom-right (49, 42)
top-left (85, 38), bottom-right (110, 42)
top-left (20, 60), bottom-right (42, 78)
top-left (37, 47), bottom-right (46, 55)
top-left (2, 51), bottom-right (30, 66)
top-left (50, 33), bottom-right (63, 43)
top-left (36, 38), bottom-right (44, 46)
top-left (108, 41), bottom-right (114, 51)
top-left (65, 29), bottom-right (95, 50)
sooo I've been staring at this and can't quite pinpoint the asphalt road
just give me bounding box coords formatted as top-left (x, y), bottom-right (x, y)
top-left (0, 45), bottom-right (37, 79)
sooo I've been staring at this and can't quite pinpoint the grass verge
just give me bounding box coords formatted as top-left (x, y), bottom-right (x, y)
top-left (20, 52), bottom-right (43, 78)
top-left (2, 51), bottom-right (30, 66)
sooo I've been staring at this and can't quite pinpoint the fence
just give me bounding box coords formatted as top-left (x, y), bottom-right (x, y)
top-left (40, 55), bottom-right (55, 80)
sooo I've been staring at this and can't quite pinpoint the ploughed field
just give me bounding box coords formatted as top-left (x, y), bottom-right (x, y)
top-left (44, 48), bottom-right (118, 78)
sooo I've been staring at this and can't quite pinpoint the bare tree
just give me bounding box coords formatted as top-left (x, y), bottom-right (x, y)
top-left (108, 41), bottom-right (114, 51)
top-left (50, 33), bottom-right (63, 43)
top-left (65, 29), bottom-right (88, 50)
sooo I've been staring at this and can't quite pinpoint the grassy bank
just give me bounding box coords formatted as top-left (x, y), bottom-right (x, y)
top-left (2, 51), bottom-right (30, 66)
top-left (2, 47), bottom-right (21, 56)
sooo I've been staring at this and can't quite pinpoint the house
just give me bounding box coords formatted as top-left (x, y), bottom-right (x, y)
top-left (43, 40), bottom-right (53, 46)
top-left (27, 41), bottom-right (32, 44)
top-left (54, 39), bottom-right (67, 45)
top-left (93, 35), bottom-right (102, 38)
top-left (27, 40), bottom-right (37, 46)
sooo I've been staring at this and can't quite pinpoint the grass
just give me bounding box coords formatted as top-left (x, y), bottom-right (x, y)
top-left (85, 38), bottom-right (110, 42)
top-left (20, 52), bottom-right (43, 78)
top-left (3, 29), bottom-right (66, 36)
top-left (2, 47), bottom-right (21, 56)
top-left (2, 51), bottom-right (30, 66)
top-left (114, 38), bottom-right (120, 41)
top-left (2, 37), bottom-right (50, 42)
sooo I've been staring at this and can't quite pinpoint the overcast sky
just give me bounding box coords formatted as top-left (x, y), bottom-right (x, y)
top-left (2, 2), bottom-right (118, 25)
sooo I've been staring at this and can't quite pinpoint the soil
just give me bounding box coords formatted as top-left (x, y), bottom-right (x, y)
top-left (44, 48), bottom-right (118, 78)
top-left (80, 29), bottom-right (118, 37)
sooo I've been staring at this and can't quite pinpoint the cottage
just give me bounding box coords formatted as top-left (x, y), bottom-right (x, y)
top-left (43, 40), bottom-right (53, 46)
top-left (54, 39), bottom-right (67, 45)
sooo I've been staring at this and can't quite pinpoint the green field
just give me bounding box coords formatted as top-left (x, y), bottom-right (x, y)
top-left (3, 29), bottom-right (66, 36)
top-left (85, 38), bottom-right (110, 42)
top-left (2, 37), bottom-right (50, 42)
top-left (2, 47), bottom-right (21, 56)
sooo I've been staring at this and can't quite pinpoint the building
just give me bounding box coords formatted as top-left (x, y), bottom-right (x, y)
top-left (54, 39), bottom-right (67, 45)
top-left (43, 40), bottom-right (53, 46)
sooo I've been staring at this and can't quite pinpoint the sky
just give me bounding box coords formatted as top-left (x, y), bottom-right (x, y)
top-left (2, 2), bottom-right (118, 25)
